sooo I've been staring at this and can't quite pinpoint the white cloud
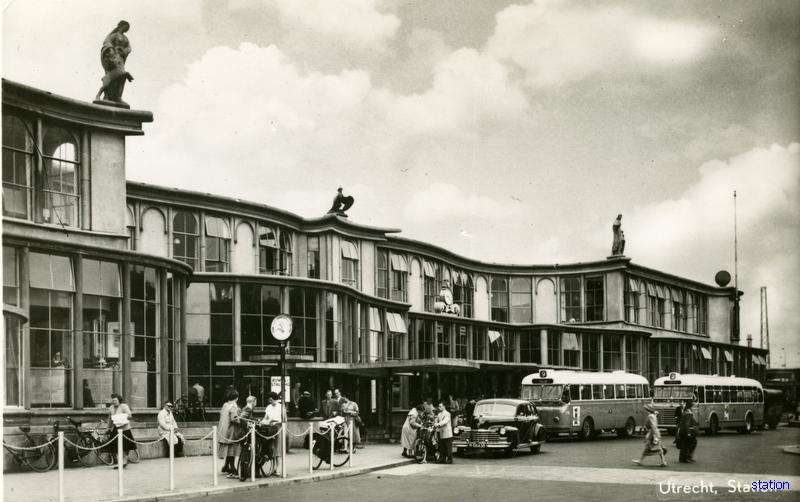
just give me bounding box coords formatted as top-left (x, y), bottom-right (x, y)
top-left (632, 18), bottom-right (717, 64)
top-left (403, 182), bottom-right (526, 222)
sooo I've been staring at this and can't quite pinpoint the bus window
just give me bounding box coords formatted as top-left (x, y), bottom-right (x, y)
top-left (626, 384), bottom-right (636, 398)
top-left (714, 386), bottom-right (722, 403)
top-left (756, 388), bottom-right (763, 403)
top-left (522, 386), bottom-right (531, 400)
top-left (635, 384), bottom-right (642, 398)
top-left (705, 386), bottom-right (713, 403)
top-left (616, 384), bottom-right (625, 399)
top-left (734, 387), bottom-right (742, 403)
top-left (604, 385), bottom-right (615, 400)
top-left (722, 386), bottom-right (730, 403)
top-left (570, 384), bottom-right (580, 401)
top-left (579, 384), bottom-right (589, 400)
top-left (645, 384), bottom-right (651, 398)
top-left (561, 387), bottom-right (571, 404)
top-left (696, 386), bottom-right (704, 403)
top-left (592, 385), bottom-right (604, 400)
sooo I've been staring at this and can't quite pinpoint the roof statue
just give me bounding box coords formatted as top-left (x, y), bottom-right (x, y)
top-left (94, 20), bottom-right (135, 108)
top-left (327, 187), bottom-right (354, 217)
top-left (611, 213), bottom-right (626, 256)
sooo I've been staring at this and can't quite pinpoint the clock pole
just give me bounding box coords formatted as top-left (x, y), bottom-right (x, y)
top-left (280, 340), bottom-right (287, 424)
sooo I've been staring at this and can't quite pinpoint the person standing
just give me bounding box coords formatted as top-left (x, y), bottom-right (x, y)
top-left (434, 400), bottom-right (453, 464)
top-left (333, 388), bottom-right (343, 405)
top-left (291, 383), bottom-right (302, 417)
top-left (107, 393), bottom-right (136, 468)
top-left (677, 400), bottom-right (699, 463)
top-left (157, 401), bottom-right (185, 457)
top-left (298, 391), bottom-right (317, 419)
top-left (217, 389), bottom-right (241, 478)
top-left (633, 404), bottom-right (666, 467)
top-left (341, 395), bottom-right (362, 449)
top-left (673, 401), bottom-right (685, 446)
top-left (401, 404), bottom-right (423, 458)
top-left (320, 390), bottom-right (341, 419)
top-left (261, 392), bottom-right (283, 475)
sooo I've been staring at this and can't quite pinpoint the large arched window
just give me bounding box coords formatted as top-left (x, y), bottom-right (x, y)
top-left (126, 206), bottom-right (136, 250)
top-left (204, 215), bottom-right (230, 272)
top-left (42, 126), bottom-right (80, 227)
top-left (259, 226), bottom-right (278, 274)
top-left (2, 115), bottom-right (34, 219)
top-left (340, 241), bottom-right (359, 287)
top-left (491, 277), bottom-right (509, 322)
top-left (279, 232), bottom-right (292, 275)
top-left (172, 211), bottom-right (199, 268)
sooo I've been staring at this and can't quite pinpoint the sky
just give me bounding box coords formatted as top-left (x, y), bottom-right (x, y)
top-left (3, 0), bottom-right (799, 366)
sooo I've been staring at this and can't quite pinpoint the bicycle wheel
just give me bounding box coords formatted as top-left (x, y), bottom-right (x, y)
top-left (76, 436), bottom-right (98, 467)
top-left (332, 436), bottom-right (350, 467)
top-left (98, 450), bottom-right (116, 465)
top-left (22, 440), bottom-right (55, 472)
top-left (311, 434), bottom-right (327, 470)
top-left (412, 439), bottom-right (426, 464)
top-left (127, 449), bottom-right (140, 463)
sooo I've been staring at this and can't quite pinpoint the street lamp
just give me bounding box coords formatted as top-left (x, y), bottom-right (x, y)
top-left (270, 314), bottom-right (293, 424)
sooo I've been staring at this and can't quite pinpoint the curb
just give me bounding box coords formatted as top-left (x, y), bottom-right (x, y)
top-left (102, 458), bottom-right (415, 502)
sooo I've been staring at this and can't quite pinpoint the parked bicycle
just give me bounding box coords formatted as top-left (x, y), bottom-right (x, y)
top-left (2, 425), bottom-right (56, 472)
top-left (59, 418), bottom-right (119, 467)
top-left (173, 395), bottom-right (206, 422)
top-left (309, 416), bottom-right (351, 469)
top-left (412, 424), bottom-right (439, 464)
top-left (237, 419), bottom-right (276, 481)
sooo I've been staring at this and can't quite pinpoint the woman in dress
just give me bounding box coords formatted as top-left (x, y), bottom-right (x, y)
top-left (107, 393), bottom-right (136, 468)
top-left (401, 404), bottom-right (424, 457)
top-left (218, 389), bottom-right (242, 478)
top-left (632, 403), bottom-right (667, 467)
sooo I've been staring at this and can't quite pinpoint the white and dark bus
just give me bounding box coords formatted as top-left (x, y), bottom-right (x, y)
top-left (521, 370), bottom-right (651, 440)
top-left (652, 373), bottom-right (764, 434)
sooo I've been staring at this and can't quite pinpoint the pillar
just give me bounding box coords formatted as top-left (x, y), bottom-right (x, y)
top-left (74, 256), bottom-right (84, 409)
top-left (540, 329), bottom-right (548, 365)
top-left (121, 262), bottom-right (132, 398)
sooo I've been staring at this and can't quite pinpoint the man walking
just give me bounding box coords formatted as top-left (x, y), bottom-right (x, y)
top-left (434, 400), bottom-right (453, 464)
top-left (677, 400), bottom-right (698, 463)
top-left (157, 401), bottom-right (185, 457)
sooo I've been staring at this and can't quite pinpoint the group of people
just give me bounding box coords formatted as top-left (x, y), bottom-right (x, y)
top-left (317, 388), bottom-right (364, 448)
top-left (633, 400), bottom-right (699, 467)
top-left (400, 398), bottom-right (453, 464)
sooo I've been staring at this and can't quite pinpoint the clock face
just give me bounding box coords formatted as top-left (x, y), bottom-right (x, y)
top-left (270, 315), bottom-right (293, 341)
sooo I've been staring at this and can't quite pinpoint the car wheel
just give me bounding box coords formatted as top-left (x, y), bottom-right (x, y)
top-left (580, 417), bottom-right (595, 441)
top-left (617, 417), bottom-right (635, 438)
top-left (706, 414), bottom-right (719, 436)
top-left (740, 413), bottom-right (753, 434)
top-left (530, 428), bottom-right (545, 453)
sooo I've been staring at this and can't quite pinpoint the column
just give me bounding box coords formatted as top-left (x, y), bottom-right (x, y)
top-left (20, 247), bottom-right (31, 408)
top-left (74, 256), bottom-right (84, 409)
top-left (540, 329), bottom-right (548, 365)
top-left (180, 276), bottom-right (188, 397)
top-left (233, 283), bottom-right (242, 362)
top-left (160, 270), bottom-right (169, 401)
top-left (80, 130), bottom-right (91, 231)
top-left (121, 263), bottom-right (132, 398)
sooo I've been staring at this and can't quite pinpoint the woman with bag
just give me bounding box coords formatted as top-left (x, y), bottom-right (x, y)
top-left (218, 389), bottom-right (241, 478)
top-left (107, 393), bottom-right (136, 468)
top-left (632, 403), bottom-right (667, 467)
top-left (341, 395), bottom-right (362, 448)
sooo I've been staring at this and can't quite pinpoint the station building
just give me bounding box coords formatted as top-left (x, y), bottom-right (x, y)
top-left (2, 79), bottom-right (769, 436)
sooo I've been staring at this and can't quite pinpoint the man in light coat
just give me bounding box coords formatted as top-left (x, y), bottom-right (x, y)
top-left (157, 400), bottom-right (185, 457)
top-left (434, 400), bottom-right (453, 464)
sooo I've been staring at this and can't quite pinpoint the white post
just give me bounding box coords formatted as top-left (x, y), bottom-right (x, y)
top-left (117, 431), bottom-right (124, 497)
top-left (329, 426), bottom-right (335, 471)
top-left (169, 429), bottom-right (175, 490)
top-left (348, 421), bottom-right (353, 467)
top-left (212, 426), bottom-right (218, 487)
top-left (57, 431), bottom-right (64, 502)
top-left (280, 423), bottom-right (287, 478)
top-left (250, 425), bottom-right (256, 483)
top-left (308, 426), bottom-right (313, 473)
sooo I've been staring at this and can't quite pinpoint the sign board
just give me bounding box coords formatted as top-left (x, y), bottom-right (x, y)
top-left (270, 376), bottom-right (291, 401)
top-left (572, 406), bottom-right (581, 427)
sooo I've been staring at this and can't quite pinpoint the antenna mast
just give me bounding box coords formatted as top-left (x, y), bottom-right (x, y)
top-left (761, 286), bottom-right (770, 367)
top-left (732, 190), bottom-right (740, 344)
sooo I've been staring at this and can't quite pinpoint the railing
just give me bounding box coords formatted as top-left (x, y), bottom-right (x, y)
top-left (12, 421), bottom-right (355, 501)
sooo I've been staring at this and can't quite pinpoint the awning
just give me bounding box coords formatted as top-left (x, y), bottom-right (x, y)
top-left (205, 216), bottom-right (230, 238)
top-left (701, 347), bottom-right (712, 360)
top-left (369, 307), bottom-right (382, 330)
top-left (751, 354), bottom-right (759, 364)
top-left (758, 356), bottom-right (767, 365)
top-left (646, 283), bottom-right (656, 296)
top-left (724, 350), bottom-right (733, 362)
top-left (488, 330), bottom-right (505, 347)
top-left (423, 261), bottom-right (436, 277)
top-left (670, 287), bottom-right (683, 302)
top-left (461, 271), bottom-right (471, 285)
top-left (562, 332), bottom-right (579, 351)
top-left (390, 254), bottom-right (408, 272)
top-left (341, 241), bottom-right (359, 259)
top-left (386, 312), bottom-right (407, 333)
top-left (627, 278), bottom-right (639, 290)
top-left (655, 285), bottom-right (666, 299)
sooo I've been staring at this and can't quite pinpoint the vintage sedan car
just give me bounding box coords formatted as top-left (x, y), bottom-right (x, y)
top-left (452, 398), bottom-right (546, 456)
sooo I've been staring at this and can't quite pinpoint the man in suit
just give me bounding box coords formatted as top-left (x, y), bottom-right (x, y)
top-left (677, 400), bottom-right (699, 463)
top-left (320, 390), bottom-right (341, 419)
top-left (434, 400), bottom-right (453, 464)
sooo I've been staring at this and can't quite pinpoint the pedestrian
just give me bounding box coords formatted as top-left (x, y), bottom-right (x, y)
top-left (677, 400), bottom-right (698, 463)
top-left (673, 401), bottom-right (685, 446)
top-left (320, 389), bottom-right (341, 419)
top-left (157, 400), bottom-right (185, 457)
top-left (291, 382), bottom-right (302, 417)
top-left (401, 404), bottom-right (424, 458)
top-left (261, 392), bottom-right (283, 475)
top-left (218, 388), bottom-right (241, 478)
top-left (434, 400), bottom-right (453, 464)
top-left (107, 393), bottom-right (136, 468)
top-left (633, 403), bottom-right (666, 467)
top-left (298, 390), bottom-right (317, 419)
top-left (333, 388), bottom-right (343, 404)
top-left (238, 395), bottom-right (257, 421)
top-left (340, 395), bottom-right (362, 448)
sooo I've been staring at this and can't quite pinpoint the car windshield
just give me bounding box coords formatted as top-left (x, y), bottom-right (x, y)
top-left (653, 386), bottom-right (695, 401)
top-left (473, 402), bottom-right (517, 418)
top-left (527, 385), bottom-right (564, 401)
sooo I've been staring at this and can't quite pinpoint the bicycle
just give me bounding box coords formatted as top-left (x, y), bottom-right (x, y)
top-left (310, 416), bottom-right (351, 469)
top-left (60, 418), bottom-right (118, 467)
top-left (237, 420), bottom-right (275, 481)
top-left (2, 425), bottom-right (56, 472)
top-left (173, 395), bottom-right (206, 422)
top-left (100, 426), bottom-right (141, 465)
top-left (412, 424), bottom-right (439, 464)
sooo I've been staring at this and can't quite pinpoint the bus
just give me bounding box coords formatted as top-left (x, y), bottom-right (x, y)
top-left (521, 369), bottom-right (651, 440)
top-left (652, 373), bottom-right (764, 435)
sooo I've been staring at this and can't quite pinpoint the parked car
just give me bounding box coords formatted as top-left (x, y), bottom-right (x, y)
top-left (452, 398), bottom-right (546, 456)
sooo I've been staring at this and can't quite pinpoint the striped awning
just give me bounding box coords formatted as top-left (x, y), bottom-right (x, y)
top-left (390, 254), bottom-right (408, 272)
top-left (700, 347), bottom-right (712, 360)
top-left (423, 261), bottom-right (436, 277)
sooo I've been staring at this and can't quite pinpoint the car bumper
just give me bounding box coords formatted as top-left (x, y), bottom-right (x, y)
top-left (452, 439), bottom-right (513, 449)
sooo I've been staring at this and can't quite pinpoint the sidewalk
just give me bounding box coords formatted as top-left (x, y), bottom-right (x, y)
top-left (3, 445), bottom-right (411, 502)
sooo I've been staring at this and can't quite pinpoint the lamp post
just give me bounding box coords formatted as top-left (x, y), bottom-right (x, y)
top-left (270, 314), bottom-right (293, 425)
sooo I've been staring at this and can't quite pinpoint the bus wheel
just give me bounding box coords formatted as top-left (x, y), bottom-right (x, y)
top-left (580, 417), bottom-right (595, 440)
top-left (706, 415), bottom-right (719, 436)
top-left (618, 417), bottom-right (635, 438)
top-left (740, 413), bottom-right (753, 434)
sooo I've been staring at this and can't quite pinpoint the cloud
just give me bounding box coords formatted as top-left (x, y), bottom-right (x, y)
top-left (486, 1), bottom-right (717, 88)
top-left (403, 182), bottom-right (526, 222)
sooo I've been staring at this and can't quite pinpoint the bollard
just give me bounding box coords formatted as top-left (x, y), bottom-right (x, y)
top-left (212, 426), bottom-right (218, 487)
top-left (117, 431), bottom-right (124, 497)
top-left (280, 423), bottom-right (287, 478)
top-left (169, 429), bottom-right (175, 491)
top-left (58, 431), bottom-right (64, 502)
top-left (308, 426), bottom-right (313, 473)
top-left (250, 425), bottom-right (256, 483)
top-left (348, 421), bottom-right (353, 468)
top-left (329, 425), bottom-right (335, 471)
